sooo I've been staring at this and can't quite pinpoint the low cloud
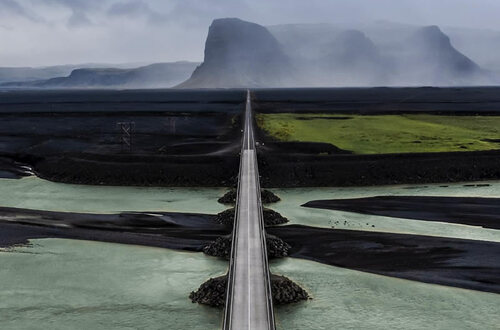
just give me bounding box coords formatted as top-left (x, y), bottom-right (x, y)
top-left (107, 0), bottom-right (164, 23)
top-left (1, 0), bottom-right (500, 66)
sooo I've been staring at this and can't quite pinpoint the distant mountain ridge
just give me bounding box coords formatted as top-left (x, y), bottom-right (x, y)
top-left (179, 19), bottom-right (496, 88)
top-left (1, 18), bottom-right (498, 88)
top-left (1, 62), bottom-right (198, 88)
top-left (0, 63), bottom-right (147, 84)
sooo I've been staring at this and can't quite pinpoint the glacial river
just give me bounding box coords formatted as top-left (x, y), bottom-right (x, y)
top-left (1, 177), bottom-right (499, 329)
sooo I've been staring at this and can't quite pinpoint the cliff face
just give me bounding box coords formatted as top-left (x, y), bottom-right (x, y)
top-left (178, 18), bottom-right (292, 88)
top-left (400, 26), bottom-right (485, 84)
top-left (321, 30), bottom-right (393, 85)
top-left (268, 22), bottom-right (494, 86)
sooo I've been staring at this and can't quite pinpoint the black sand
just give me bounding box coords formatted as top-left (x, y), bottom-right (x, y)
top-left (0, 89), bottom-right (244, 186)
top-left (302, 196), bottom-right (500, 229)
top-left (0, 207), bottom-right (230, 250)
top-left (267, 225), bottom-right (500, 294)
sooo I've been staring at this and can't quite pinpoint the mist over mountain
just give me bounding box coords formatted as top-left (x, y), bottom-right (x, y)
top-left (178, 18), bottom-right (292, 88)
top-left (2, 62), bottom-right (198, 88)
top-left (394, 26), bottom-right (488, 85)
top-left (0, 63), bottom-right (149, 84)
top-left (0, 65), bottom-right (84, 84)
top-left (179, 18), bottom-right (496, 88)
top-left (1, 17), bottom-right (498, 88)
top-left (316, 30), bottom-right (393, 86)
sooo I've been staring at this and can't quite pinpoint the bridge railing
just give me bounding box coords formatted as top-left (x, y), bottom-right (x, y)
top-left (222, 90), bottom-right (275, 330)
top-left (222, 94), bottom-right (247, 330)
top-left (254, 144), bottom-right (276, 330)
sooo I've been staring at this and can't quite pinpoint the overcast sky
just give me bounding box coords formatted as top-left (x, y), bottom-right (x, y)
top-left (1, 0), bottom-right (500, 67)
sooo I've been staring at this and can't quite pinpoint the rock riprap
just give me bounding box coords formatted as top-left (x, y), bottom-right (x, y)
top-left (202, 235), bottom-right (232, 259)
top-left (189, 275), bottom-right (227, 308)
top-left (215, 207), bottom-right (288, 227)
top-left (271, 274), bottom-right (310, 305)
top-left (218, 189), bottom-right (281, 205)
top-left (190, 274), bottom-right (309, 307)
top-left (203, 234), bottom-right (290, 259)
top-left (266, 234), bottom-right (291, 258)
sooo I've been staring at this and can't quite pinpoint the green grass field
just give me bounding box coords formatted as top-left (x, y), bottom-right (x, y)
top-left (256, 113), bottom-right (500, 154)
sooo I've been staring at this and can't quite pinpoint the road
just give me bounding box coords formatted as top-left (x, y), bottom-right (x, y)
top-left (223, 91), bottom-right (275, 330)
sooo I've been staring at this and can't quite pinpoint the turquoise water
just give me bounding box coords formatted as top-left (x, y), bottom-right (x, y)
top-left (0, 177), bottom-right (230, 329)
top-left (272, 258), bottom-right (500, 330)
top-left (0, 239), bottom-right (226, 330)
top-left (269, 181), bottom-right (500, 329)
top-left (2, 176), bottom-right (499, 329)
top-left (0, 176), bottom-right (227, 214)
top-left (269, 181), bottom-right (500, 242)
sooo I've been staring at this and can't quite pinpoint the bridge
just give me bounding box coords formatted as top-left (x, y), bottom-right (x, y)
top-left (222, 91), bottom-right (276, 330)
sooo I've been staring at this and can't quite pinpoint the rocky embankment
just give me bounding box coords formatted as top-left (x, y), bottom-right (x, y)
top-left (189, 274), bottom-right (309, 307)
top-left (214, 207), bottom-right (288, 227)
top-left (218, 189), bottom-right (281, 204)
top-left (203, 234), bottom-right (291, 259)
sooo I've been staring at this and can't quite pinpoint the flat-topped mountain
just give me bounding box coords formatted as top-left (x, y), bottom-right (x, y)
top-left (178, 18), bottom-right (292, 88)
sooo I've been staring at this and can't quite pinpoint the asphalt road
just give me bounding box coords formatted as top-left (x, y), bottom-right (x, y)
top-left (224, 91), bottom-right (275, 330)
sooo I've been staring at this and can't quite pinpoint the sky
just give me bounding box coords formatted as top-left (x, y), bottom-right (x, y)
top-left (1, 0), bottom-right (500, 67)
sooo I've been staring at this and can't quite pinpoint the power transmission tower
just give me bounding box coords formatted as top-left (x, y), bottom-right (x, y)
top-left (116, 121), bottom-right (135, 152)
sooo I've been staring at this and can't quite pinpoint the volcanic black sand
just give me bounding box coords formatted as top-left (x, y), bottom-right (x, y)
top-left (0, 89), bottom-right (245, 186)
top-left (252, 87), bottom-right (500, 114)
top-left (303, 196), bottom-right (500, 230)
top-left (0, 207), bottom-right (229, 250)
top-left (2, 206), bottom-right (499, 294)
top-left (0, 157), bottom-right (32, 179)
top-left (257, 149), bottom-right (500, 187)
top-left (267, 225), bottom-right (500, 294)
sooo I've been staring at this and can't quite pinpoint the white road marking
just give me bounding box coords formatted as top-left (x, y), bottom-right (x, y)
top-left (224, 90), bottom-right (275, 330)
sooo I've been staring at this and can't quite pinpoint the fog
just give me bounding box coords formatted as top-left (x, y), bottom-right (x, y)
top-left (265, 23), bottom-right (496, 87)
top-left (1, 0), bottom-right (500, 67)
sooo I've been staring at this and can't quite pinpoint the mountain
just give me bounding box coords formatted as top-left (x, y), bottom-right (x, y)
top-left (178, 18), bottom-right (292, 88)
top-left (0, 63), bottom-right (146, 84)
top-left (0, 65), bottom-right (79, 84)
top-left (321, 30), bottom-right (393, 85)
top-left (2, 62), bottom-right (199, 88)
top-left (3, 19), bottom-right (497, 88)
top-left (268, 22), bottom-right (494, 86)
top-left (445, 27), bottom-right (500, 75)
top-left (396, 26), bottom-right (488, 85)
top-left (267, 23), bottom-right (342, 61)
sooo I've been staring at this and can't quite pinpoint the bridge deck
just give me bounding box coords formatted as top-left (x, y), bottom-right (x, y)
top-left (223, 91), bottom-right (275, 330)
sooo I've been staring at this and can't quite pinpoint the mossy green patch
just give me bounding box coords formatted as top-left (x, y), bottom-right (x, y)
top-left (256, 113), bottom-right (500, 154)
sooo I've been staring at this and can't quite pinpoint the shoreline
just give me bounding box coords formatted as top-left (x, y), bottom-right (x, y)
top-left (1, 206), bottom-right (499, 295)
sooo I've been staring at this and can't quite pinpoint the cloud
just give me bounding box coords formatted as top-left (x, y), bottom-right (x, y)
top-left (0, 0), bottom-right (42, 22)
top-left (107, 0), bottom-right (164, 23)
top-left (67, 11), bottom-right (92, 28)
top-left (2, 0), bottom-right (500, 67)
